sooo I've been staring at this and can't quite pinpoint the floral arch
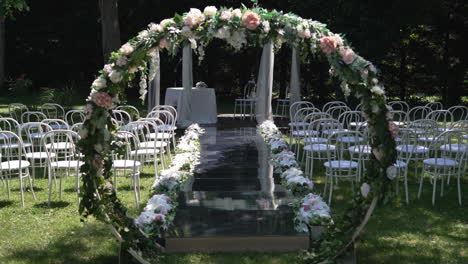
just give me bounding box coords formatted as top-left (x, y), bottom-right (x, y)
top-left (78, 5), bottom-right (397, 264)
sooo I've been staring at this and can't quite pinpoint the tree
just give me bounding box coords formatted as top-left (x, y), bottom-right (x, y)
top-left (0, 0), bottom-right (29, 91)
top-left (99, 0), bottom-right (121, 62)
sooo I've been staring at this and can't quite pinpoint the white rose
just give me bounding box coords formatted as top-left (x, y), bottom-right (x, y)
top-left (333, 34), bottom-right (344, 46)
top-left (138, 30), bottom-right (149, 39)
top-left (92, 77), bottom-right (107, 89)
top-left (232, 8), bottom-right (242, 18)
top-left (370, 85), bottom-right (385, 96)
top-left (149, 23), bottom-right (163, 33)
top-left (116, 55), bottom-right (128, 66)
top-left (203, 6), bottom-right (217, 17)
top-left (160, 18), bottom-right (175, 28)
top-left (119, 43), bottom-right (134, 56)
top-left (262, 21), bottom-right (270, 33)
top-left (78, 128), bottom-right (88, 139)
top-left (386, 166), bottom-right (398, 180)
top-left (109, 70), bottom-right (123, 83)
top-left (360, 183), bottom-right (371, 198)
top-left (219, 10), bottom-right (232, 21)
top-left (147, 47), bottom-right (158, 57)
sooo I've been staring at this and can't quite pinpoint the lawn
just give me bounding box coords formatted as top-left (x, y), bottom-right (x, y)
top-left (0, 98), bottom-right (467, 264)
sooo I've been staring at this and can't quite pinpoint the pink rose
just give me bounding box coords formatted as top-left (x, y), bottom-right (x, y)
top-left (303, 204), bottom-right (311, 212)
top-left (339, 47), bottom-right (356, 64)
top-left (103, 64), bottom-right (113, 74)
top-left (159, 37), bottom-right (168, 49)
top-left (361, 69), bottom-right (369, 78)
top-left (154, 214), bottom-right (165, 221)
top-left (372, 148), bottom-right (384, 161)
top-left (388, 122), bottom-right (399, 138)
top-left (303, 29), bottom-right (312, 39)
top-left (92, 92), bottom-right (113, 108)
top-left (320, 36), bottom-right (338, 54)
top-left (242, 11), bottom-right (261, 30)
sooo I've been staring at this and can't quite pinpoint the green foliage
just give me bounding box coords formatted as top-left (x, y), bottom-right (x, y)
top-left (7, 74), bottom-right (32, 95)
top-left (0, 0), bottom-right (29, 18)
top-left (39, 85), bottom-right (79, 106)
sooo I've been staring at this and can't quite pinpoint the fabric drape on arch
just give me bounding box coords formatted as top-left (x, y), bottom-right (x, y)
top-left (148, 48), bottom-right (161, 112)
top-left (178, 43), bottom-right (194, 127)
top-left (255, 41), bottom-right (275, 123)
top-left (290, 47), bottom-right (301, 104)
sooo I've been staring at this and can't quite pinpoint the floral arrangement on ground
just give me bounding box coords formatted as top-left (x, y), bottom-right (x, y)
top-left (78, 3), bottom-right (397, 264)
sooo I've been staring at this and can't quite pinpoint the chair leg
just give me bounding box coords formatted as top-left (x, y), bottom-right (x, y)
top-left (48, 168), bottom-right (53, 205)
top-left (418, 171), bottom-right (424, 199)
top-left (404, 168), bottom-right (409, 204)
top-left (328, 175), bottom-right (334, 206)
top-left (432, 174), bottom-right (437, 206)
top-left (457, 172), bottom-right (462, 205)
top-left (19, 171), bottom-right (25, 207)
top-left (27, 168), bottom-right (36, 200)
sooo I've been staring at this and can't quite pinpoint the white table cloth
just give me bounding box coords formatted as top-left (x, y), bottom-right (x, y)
top-left (165, 87), bottom-right (217, 124)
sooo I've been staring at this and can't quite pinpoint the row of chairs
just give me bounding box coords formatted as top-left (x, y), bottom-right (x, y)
top-left (288, 101), bottom-right (467, 206)
top-left (1, 104), bottom-right (179, 208)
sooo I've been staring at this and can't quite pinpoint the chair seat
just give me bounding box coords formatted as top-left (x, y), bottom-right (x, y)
top-left (146, 132), bottom-right (172, 140)
top-left (50, 160), bottom-right (83, 169)
top-left (138, 141), bottom-right (168, 149)
top-left (462, 135), bottom-right (468, 140)
top-left (434, 127), bottom-right (450, 133)
top-left (301, 137), bottom-right (328, 144)
top-left (349, 121), bottom-right (368, 128)
top-left (417, 136), bottom-right (444, 143)
top-left (337, 136), bottom-right (364, 143)
top-left (50, 124), bottom-right (69, 130)
top-left (304, 144), bottom-right (335, 152)
top-left (399, 128), bottom-right (425, 135)
top-left (394, 160), bottom-right (408, 168)
top-left (235, 98), bottom-right (256, 102)
top-left (121, 124), bottom-right (144, 131)
top-left (130, 149), bottom-right (161, 156)
top-left (423, 158), bottom-right (458, 167)
top-left (322, 129), bottom-right (350, 135)
top-left (348, 145), bottom-right (372, 154)
top-left (292, 130), bottom-right (319, 137)
top-left (440, 144), bottom-right (467, 153)
top-left (324, 160), bottom-right (359, 169)
top-left (288, 122), bottom-right (309, 127)
top-left (0, 160), bottom-right (30, 170)
top-left (112, 160), bottom-right (142, 168)
top-left (25, 152), bottom-right (56, 159)
top-left (276, 99), bottom-right (289, 102)
top-left (0, 142), bottom-right (33, 149)
top-left (0, 133), bottom-right (15, 140)
top-left (29, 132), bottom-right (49, 139)
top-left (156, 124), bottom-right (177, 131)
top-left (46, 142), bottom-right (75, 150)
top-left (396, 145), bottom-right (430, 154)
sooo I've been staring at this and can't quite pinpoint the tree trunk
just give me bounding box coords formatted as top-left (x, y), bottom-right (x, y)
top-left (0, 15), bottom-right (5, 91)
top-left (398, 27), bottom-right (408, 101)
top-left (99, 0), bottom-right (121, 63)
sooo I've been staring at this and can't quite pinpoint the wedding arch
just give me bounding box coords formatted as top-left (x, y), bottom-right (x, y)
top-left (78, 4), bottom-right (397, 263)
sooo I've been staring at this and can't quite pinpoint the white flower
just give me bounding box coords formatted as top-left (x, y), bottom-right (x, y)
top-left (333, 34), bottom-right (344, 46)
top-left (116, 55), bottom-right (128, 66)
top-left (189, 38), bottom-right (197, 50)
top-left (226, 29), bottom-right (246, 51)
top-left (184, 8), bottom-right (205, 28)
top-left (128, 66), bottom-right (137, 74)
top-left (282, 167), bottom-right (303, 180)
top-left (232, 8), bottom-right (242, 18)
top-left (78, 128), bottom-right (88, 139)
top-left (262, 21), bottom-right (270, 33)
top-left (203, 6), bottom-right (217, 17)
top-left (219, 10), bottom-right (232, 21)
top-left (103, 63), bottom-right (113, 73)
top-left (160, 18), bottom-right (175, 28)
top-left (387, 165), bottom-right (398, 180)
top-left (119, 43), bottom-right (134, 56)
top-left (370, 85), bottom-right (385, 96)
top-left (360, 183), bottom-right (371, 198)
top-left (92, 77), bottom-right (107, 89)
top-left (214, 25), bottom-right (231, 39)
top-left (138, 30), bottom-right (149, 39)
top-left (149, 23), bottom-right (163, 33)
top-left (109, 70), bottom-right (123, 83)
top-left (147, 47), bottom-right (158, 57)
top-left (181, 26), bottom-right (193, 37)
top-left (340, 81), bottom-right (351, 97)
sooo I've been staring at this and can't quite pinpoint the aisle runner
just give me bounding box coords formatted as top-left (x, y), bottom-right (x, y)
top-left (170, 126), bottom-right (299, 237)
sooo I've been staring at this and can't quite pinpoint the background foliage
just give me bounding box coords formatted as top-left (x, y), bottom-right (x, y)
top-left (3, 0), bottom-right (467, 104)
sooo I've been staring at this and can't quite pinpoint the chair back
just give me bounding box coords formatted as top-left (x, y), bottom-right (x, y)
top-left (41, 103), bottom-right (65, 119)
top-left (322, 101), bottom-right (347, 112)
top-left (447, 105), bottom-right (468, 121)
top-left (8, 103), bottom-right (29, 121)
top-left (0, 131), bottom-right (27, 164)
top-left (21, 111), bottom-right (47, 123)
top-left (388, 101), bottom-right (409, 112)
top-left (65, 110), bottom-right (85, 126)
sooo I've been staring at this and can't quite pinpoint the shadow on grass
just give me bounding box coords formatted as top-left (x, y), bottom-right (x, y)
top-left (34, 201), bottom-right (70, 209)
top-left (0, 200), bottom-right (14, 208)
top-left (1, 223), bottom-right (126, 264)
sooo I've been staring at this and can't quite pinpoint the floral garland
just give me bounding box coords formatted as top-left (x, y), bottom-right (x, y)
top-left (79, 5), bottom-right (396, 264)
top-left (258, 121), bottom-right (331, 234)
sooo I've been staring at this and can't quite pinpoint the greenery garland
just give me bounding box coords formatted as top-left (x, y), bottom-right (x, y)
top-left (78, 5), bottom-right (397, 263)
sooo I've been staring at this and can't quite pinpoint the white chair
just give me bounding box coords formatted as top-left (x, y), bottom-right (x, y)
top-left (127, 121), bottom-right (165, 179)
top-left (147, 109), bottom-right (177, 154)
top-left (325, 105), bottom-right (352, 120)
top-left (65, 110), bottom-right (85, 126)
top-left (112, 109), bottom-right (132, 127)
top-left (41, 103), bottom-right (65, 120)
top-left (407, 106), bottom-right (431, 122)
top-left (21, 111), bottom-right (47, 124)
top-left (425, 102), bottom-right (443, 111)
top-left (116, 105), bottom-right (140, 119)
top-left (43, 130), bottom-right (83, 205)
top-left (389, 110), bottom-right (407, 127)
top-left (322, 101), bottom-right (347, 113)
top-left (234, 80), bottom-right (256, 119)
top-left (448, 105), bottom-right (468, 121)
top-left (42, 119), bottom-right (70, 130)
top-left (419, 130), bottom-right (466, 205)
top-left (0, 131), bottom-right (36, 207)
top-left (8, 103), bottom-right (29, 121)
top-left (112, 131), bottom-right (142, 207)
top-left (323, 131), bottom-right (362, 205)
top-left (426, 110), bottom-right (454, 134)
top-left (20, 122), bottom-right (54, 179)
top-left (388, 101), bottom-right (410, 113)
top-left (303, 118), bottom-right (336, 177)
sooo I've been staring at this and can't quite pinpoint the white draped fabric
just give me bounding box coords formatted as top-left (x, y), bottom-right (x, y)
top-left (148, 48), bottom-right (161, 111)
top-left (290, 47), bottom-right (301, 104)
top-left (255, 41), bottom-right (275, 123)
top-left (178, 44), bottom-right (194, 127)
